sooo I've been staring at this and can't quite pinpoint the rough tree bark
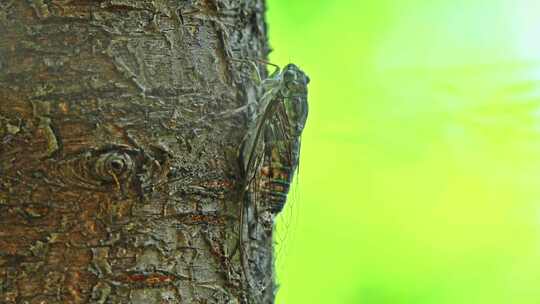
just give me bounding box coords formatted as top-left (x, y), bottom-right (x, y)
top-left (0, 0), bottom-right (279, 303)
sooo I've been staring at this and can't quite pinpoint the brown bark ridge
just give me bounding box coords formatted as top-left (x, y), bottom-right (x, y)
top-left (0, 0), bottom-right (278, 303)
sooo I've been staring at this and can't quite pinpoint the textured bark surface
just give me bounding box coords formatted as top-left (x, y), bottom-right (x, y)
top-left (0, 0), bottom-right (275, 303)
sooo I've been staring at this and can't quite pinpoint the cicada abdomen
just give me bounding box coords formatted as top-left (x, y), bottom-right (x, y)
top-left (256, 106), bottom-right (297, 215)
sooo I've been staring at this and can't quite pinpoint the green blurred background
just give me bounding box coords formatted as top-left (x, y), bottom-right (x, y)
top-left (266, 0), bottom-right (540, 303)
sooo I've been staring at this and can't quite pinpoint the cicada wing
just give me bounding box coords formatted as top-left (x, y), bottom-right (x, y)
top-left (243, 97), bottom-right (291, 220)
top-left (239, 86), bottom-right (280, 180)
top-left (239, 64), bottom-right (309, 301)
top-left (255, 101), bottom-right (297, 215)
top-left (240, 98), bottom-right (295, 298)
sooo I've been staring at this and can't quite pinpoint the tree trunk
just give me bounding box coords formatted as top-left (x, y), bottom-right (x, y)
top-left (0, 0), bottom-right (276, 303)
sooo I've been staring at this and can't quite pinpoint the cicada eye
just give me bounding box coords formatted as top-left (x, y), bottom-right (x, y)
top-left (305, 75), bottom-right (310, 84)
top-left (283, 69), bottom-right (296, 82)
top-left (94, 151), bottom-right (134, 182)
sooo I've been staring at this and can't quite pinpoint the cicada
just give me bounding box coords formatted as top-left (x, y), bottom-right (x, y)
top-left (237, 62), bottom-right (309, 299)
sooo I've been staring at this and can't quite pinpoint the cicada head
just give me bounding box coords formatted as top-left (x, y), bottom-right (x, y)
top-left (281, 64), bottom-right (309, 137)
